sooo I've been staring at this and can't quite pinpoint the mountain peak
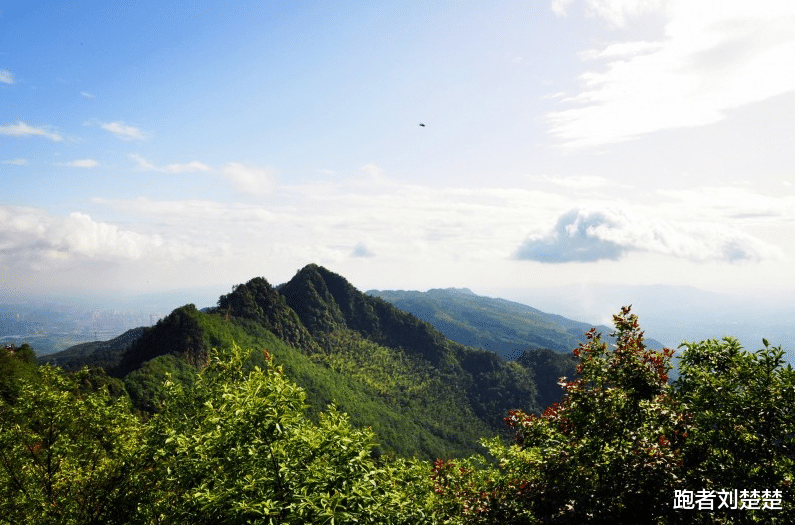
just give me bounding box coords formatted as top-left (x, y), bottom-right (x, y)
top-left (279, 265), bottom-right (349, 334)
top-left (217, 276), bottom-right (317, 352)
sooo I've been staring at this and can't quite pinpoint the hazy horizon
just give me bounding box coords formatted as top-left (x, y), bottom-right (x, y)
top-left (4, 273), bottom-right (793, 361)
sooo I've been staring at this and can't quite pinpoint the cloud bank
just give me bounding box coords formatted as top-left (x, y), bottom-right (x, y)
top-left (514, 208), bottom-right (782, 263)
top-left (0, 207), bottom-right (164, 270)
top-left (0, 206), bottom-right (224, 280)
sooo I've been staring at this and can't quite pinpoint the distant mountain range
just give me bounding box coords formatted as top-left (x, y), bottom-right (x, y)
top-left (43, 264), bottom-right (675, 460)
top-left (367, 287), bottom-right (665, 360)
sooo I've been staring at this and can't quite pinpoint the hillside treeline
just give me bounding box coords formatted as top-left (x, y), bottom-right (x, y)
top-left (2, 305), bottom-right (792, 523)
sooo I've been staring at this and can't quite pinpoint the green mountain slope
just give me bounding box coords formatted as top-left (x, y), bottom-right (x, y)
top-left (366, 287), bottom-right (664, 360)
top-left (39, 327), bottom-right (147, 371)
top-left (45, 265), bottom-right (550, 460)
top-left (47, 265), bottom-right (650, 460)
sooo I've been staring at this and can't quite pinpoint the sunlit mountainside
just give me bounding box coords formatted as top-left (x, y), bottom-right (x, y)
top-left (42, 264), bottom-right (580, 460)
top-left (367, 287), bottom-right (666, 359)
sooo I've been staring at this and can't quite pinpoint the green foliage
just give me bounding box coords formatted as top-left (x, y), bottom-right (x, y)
top-left (124, 353), bottom-right (197, 413)
top-left (312, 329), bottom-right (496, 458)
top-left (0, 365), bottom-right (144, 525)
top-left (516, 347), bottom-right (578, 410)
top-left (367, 288), bottom-right (668, 359)
top-left (109, 266), bottom-right (540, 460)
top-left (675, 337), bottom-right (795, 522)
top-left (5, 293), bottom-right (795, 524)
top-left (218, 277), bottom-right (318, 353)
top-left (0, 343), bottom-right (40, 402)
top-left (430, 307), bottom-right (795, 524)
top-left (140, 343), bottom-right (432, 524)
top-left (115, 304), bottom-right (209, 377)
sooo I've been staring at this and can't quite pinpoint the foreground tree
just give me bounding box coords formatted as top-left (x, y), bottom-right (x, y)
top-left (675, 337), bottom-right (795, 523)
top-left (0, 365), bottom-right (144, 525)
top-left (138, 343), bottom-right (432, 524)
top-left (431, 307), bottom-right (795, 524)
top-left (477, 306), bottom-right (683, 524)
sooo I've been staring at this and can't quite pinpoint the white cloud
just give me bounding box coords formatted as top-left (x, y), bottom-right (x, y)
top-left (547, 0), bottom-right (795, 147)
top-left (0, 206), bottom-right (163, 267)
top-left (61, 159), bottom-right (99, 168)
top-left (222, 162), bottom-right (277, 196)
top-left (514, 207), bottom-right (783, 263)
top-left (0, 69), bottom-right (13, 85)
top-left (80, 91), bottom-right (95, 98)
top-left (164, 160), bottom-right (211, 174)
top-left (2, 158), bottom-right (28, 166)
top-left (578, 40), bottom-right (664, 60)
top-left (0, 121), bottom-right (63, 141)
top-left (101, 121), bottom-right (148, 141)
top-left (88, 168), bottom-right (795, 292)
top-left (94, 177), bottom-right (570, 271)
top-left (129, 153), bottom-right (158, 171)
top-left (582, 0), bottom-right (668, 27)
top-left (130, 153), bottom-right (211, 174)
top-left (551, 0), bottom-right (574, 17)
top-left (0, 206), bottom-right (226, 289)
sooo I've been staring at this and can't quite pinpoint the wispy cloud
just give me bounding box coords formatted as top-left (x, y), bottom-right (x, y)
top-left (0, 69), bottom-right (14, 85)
top-left (514, 207), bottom-right (783, 263)
top-left (547, 0), bottom-right (795, 147)
top-left (129, 153), bottom-right (211, 174)
top-left (94, 170), bottom-right (571, 270)
top-left (656, 186), bottom-right (795, 223)
top-left (525, 173), bottom-right (624, 189)
top-left (0, 121), bottom-right (63, 141)
top-left (80, 91), bottom-right (95, 98)
top-left (89, 164), bottom-right (791, 292)
top-left (222, 162), bottom-right (277, 196)
top-left (61, 159), bottom-right (99, 168)
top-left (581, 0), bottom-right (667, 27)
top-left (2, 158), bottom-right (28, 166)
top-left (101, 121), bottom-right (148, 141)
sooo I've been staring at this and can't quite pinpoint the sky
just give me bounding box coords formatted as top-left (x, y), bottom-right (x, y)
top-left (2, 0), bottom-right (795, 343)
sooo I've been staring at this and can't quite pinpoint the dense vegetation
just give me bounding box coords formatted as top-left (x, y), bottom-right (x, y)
top-left (2, 302), bottom-right (794, 523)
top-left (7, 265), bottom-right (792, 523)
top-left (43, 265), bottom-right (547, 459)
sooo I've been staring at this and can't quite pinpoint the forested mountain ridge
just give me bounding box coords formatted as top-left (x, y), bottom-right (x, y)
top-left (367, 287), bottom-right (665, 360)
top-left (41, 264), bottom-right (559, 459)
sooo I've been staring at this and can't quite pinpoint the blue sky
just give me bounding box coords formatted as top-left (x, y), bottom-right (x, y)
top-left (2, 0), bottom-right (795, 328)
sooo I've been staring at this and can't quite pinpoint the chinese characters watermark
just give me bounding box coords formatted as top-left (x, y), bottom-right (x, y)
top-left (674, 489), bottom-right (782, 510)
